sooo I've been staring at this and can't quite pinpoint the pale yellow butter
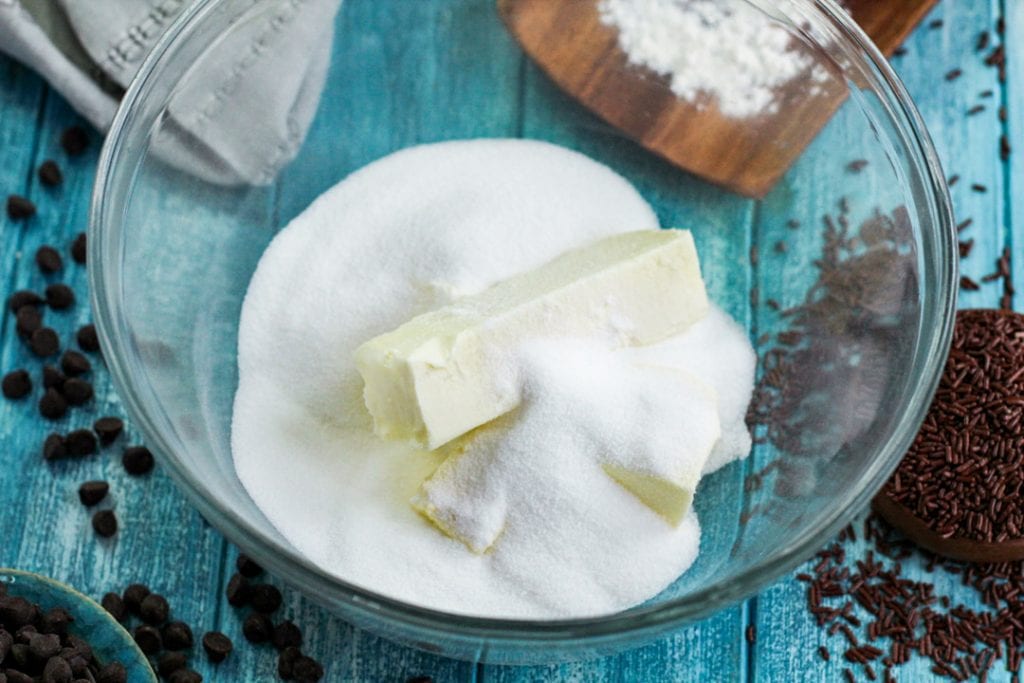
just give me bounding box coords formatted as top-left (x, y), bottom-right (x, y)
top-left (601, 368), bottom-right (720, 526)
top-left (355, 230), bottom-right (709, 450)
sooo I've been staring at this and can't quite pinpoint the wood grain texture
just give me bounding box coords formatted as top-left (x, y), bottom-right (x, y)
top-left (752, 2), bottom-right (1013, 681)
top-left (497, 0), bottom-right (938, 199)
top-left (0, 0), bottom-right (1015, 680)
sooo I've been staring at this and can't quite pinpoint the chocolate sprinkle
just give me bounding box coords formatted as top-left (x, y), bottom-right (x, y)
top-left (881, 310), bottom-right (1024, 547)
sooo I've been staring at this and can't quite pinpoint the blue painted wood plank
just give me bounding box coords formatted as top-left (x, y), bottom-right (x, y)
top-left (752, 2), bottom-right (1012, 682)
top-left (1, 0), bottom-right (1017, 681)
top-left (0, 60), bottom-right (233, 679)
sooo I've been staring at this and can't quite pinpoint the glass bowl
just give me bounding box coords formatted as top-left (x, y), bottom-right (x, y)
top-left (89, 0), bottom-right (956, 664)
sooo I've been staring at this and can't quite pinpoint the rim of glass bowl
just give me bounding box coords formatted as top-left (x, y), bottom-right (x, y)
top-left (90, 0), bottom-right (957, 647)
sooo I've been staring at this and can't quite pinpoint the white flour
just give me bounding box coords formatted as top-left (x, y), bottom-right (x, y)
top-left (599, 0), bottom-right (823, 118)
top-left (232, 139), bottom-right (755, 618)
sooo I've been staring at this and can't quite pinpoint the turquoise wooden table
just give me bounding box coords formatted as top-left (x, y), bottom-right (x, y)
top-left (0, 1), bottom-right (1020, 680)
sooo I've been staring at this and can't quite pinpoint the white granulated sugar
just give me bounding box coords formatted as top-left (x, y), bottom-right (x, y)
top-left (599, 0), bottom-right (820, 118)
top-left (414, 340), bottom-right (723, 556)
top-left (233, 139), bottom-right (755, 618)
top-left (627, 305), bottom-right (757, 474)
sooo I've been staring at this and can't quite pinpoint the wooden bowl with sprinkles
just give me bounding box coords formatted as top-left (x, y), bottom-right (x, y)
top-left (873, 309), bottom-right (1024, 563)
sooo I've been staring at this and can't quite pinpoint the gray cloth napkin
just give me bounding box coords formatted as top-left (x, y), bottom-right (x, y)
top-left (0, 0), bottom-right (340, 185)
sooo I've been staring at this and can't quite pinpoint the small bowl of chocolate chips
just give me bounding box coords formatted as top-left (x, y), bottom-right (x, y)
top-left (0, 569), bottom-right (156, 683)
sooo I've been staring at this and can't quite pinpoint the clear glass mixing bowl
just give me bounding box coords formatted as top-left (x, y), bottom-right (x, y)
top-left (89, 0), bottom-right (956, 664)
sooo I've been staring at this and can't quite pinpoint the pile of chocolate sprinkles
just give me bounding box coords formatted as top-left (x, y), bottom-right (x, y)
top-left (881, 309), bottom-right (1024, 545)
top-left (746, 202), bottom-right (918, 459)
top-left (801, 515), bottom-right (1024, 682)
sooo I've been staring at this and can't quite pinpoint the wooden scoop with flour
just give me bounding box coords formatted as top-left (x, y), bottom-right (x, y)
top-left (498, 0), bottom-right (938, 198)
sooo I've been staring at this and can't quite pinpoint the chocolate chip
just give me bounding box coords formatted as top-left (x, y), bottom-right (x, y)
top-left (66, 656), bottom-right (89, 678)
top-left (0, 597), bottom-right (37, 628)
top-left (139, 594), bottom-right (169, 625)
top-left (42, 433), bottom-right (67, 460)
top-left (100, 593), bottom-right (125, 622)
top-left (236, 554), bottom-right (264, 578)
top-left (95, 662), bottom-right (126, 683)
top-left (60, 126), bottom-right (89, 156)
top-left (93, 417), bottom-right (123, 444)
top-left (225, 573), bottom-right (250, 607)
top-left (167, 670), bottom-right (202, 683)
top-left (67, 633), bottom-right (93, 662)
top-left (42, 656), bottom-right (72, 683)
top-left (292, 655), bottom-right (324, 682)
top-left (30, 328), bottom-right (60, 357)
top-left (38, 389), bottom-right (68, 420)
top-left (36, 247), bottom-right (64, 276)
top-left (60, 351), bottom-right (90, 377)
top-left (6, 195), bottom-right (35, 219)
top-left (201, 631), bottom-right (232, 663)
top-left (9, 290), bottom-right (43, 312)
top-left (61, 378), bottom-right (93, 406)
top-left (157, 651), bottom-right (187, 677)
top-left (13, 624), bottom-right (35, 644)
top-left (161, 621), bottom-right (193, 650)
top-left (16, 307), bottom-right (42, 338)
top-left (1, 370), bottom-right (31, 399)
top-left (77, 481), bottom-right (108, 507)
top-left (278, 646), bottom-right (301, 678)
top-left (44, 285), bottom-right (74, 310)
top-left (271, 620), bottom-right (302, 650)
top-left (66, 430), bottom-right (97, 457)
top-left (42, 366), bottom-right (65, 390)
top-left (75, 325), bottom-right (98, 352)
top-left (122, 446), bottom-right (154, 476)
top-left (28, 632), bottom-right (60, 659)
top-left (132, 625), bottom-right (160, 654)
top-left (91, 510), bottom-right (117, 538)
top-left (38, 160), bottom-right (63, 187)
top-left (242, 612), bottom-right (272, 643)
top-left (122, 584), bottom-right (150, 614)
top-left (69, 233), bottom-right (86, 265)
top-left (6, 669), bottom-right (33, 683)
top-left (39, 607), bottom-right (72, 636)
top-left (249, 584), bottom-right (282, 614)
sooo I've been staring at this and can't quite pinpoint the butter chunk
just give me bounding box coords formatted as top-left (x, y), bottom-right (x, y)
top-left (355, 229), bottom-right (709, 449)
top-left (601, 368), bottom-right (720, 526)
top-left (411, 422), bottom-right (512, 554)
top-left (412, 361), bottom-right (720, 554)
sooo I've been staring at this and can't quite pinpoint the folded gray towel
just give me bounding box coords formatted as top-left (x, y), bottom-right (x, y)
top-left (0, 0), bottom-right (340, 185)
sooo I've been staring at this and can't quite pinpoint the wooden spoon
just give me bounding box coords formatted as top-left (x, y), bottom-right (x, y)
top-left (498, 0), bottom-right (939, 198)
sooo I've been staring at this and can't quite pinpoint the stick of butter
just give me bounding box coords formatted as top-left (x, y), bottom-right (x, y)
top-left (601, 368), bottom-right (720, 526)
top-left (412, 365), bottom-right (720, 554)
top-left (355, 229), bottom-right (708, 450)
